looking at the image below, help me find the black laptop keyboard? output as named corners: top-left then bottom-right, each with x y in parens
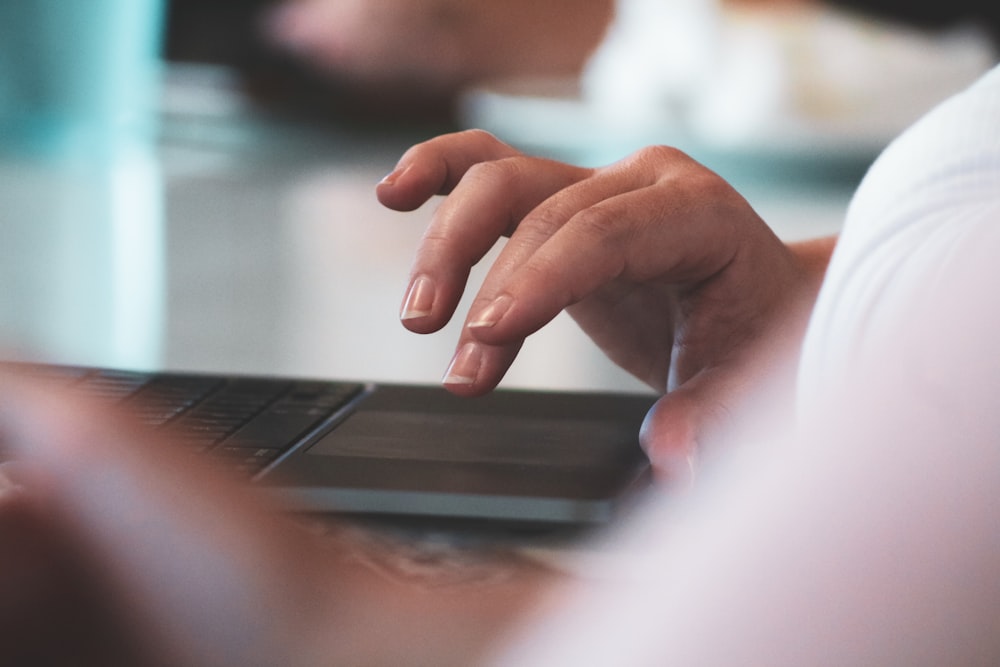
top-left (6, 364), bottom-right (363, 476)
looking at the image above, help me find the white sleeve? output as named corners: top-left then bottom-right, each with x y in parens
top-left (798, 64), bottom-right (1000, 414)
top-left (488, 66), bottom-right (1000, 667)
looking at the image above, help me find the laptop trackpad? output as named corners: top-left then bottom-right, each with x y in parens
top-left (307, 411), bottom-right (637, 468)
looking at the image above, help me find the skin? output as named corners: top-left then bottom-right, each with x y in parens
top-left (0, 376), bottom-right (553, 666)
top-left (5, 44), bottom-right (999, 666)
top-left (0, 130), bottom-right (837, 664)
top-left (377, 130), bottom-right (836, 479)
top-left (264, 0), bottom-right (819, 94)
top-left (265, 0), bottom-right (616, 93)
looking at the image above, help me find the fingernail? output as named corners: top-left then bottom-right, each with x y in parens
top-left (400, 275), bottom-right (435, 321)
top-left (468, 294), bottom-right (513, 330)
top-left (378, 165), bottom-right (408, 188)
top-left (442, 343), bottom-right (482, 386)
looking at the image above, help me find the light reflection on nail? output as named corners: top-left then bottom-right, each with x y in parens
top-left (400, 275), bottom-right (435, 321)
top-left (442, 343), bottom-right (482, 386)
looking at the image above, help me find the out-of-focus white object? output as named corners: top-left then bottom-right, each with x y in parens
top-left (0, 0), bottom-right (166, 369)
top-left (584, 0), bottom-right (996, 152)
top-left (582, 0), bottom-right (725, 129)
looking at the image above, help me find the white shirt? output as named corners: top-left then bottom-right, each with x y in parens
top-left (799, 63), bottom-right (1000, 416)
top-left (493, 65), bottom-right (1000, 667)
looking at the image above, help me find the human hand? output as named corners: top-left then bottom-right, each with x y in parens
top-left (378, 131), bottom-right (831, 478)
top-left (0, 372), bottom-right (547, 666)
top-left (264, 0), bottom-right (613, 92)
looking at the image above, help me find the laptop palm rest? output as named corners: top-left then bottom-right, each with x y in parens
top-left (261, 385), bottom-right (653, 526)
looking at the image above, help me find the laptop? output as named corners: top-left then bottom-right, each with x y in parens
top-left (2, 362), bottom-right (655, 534)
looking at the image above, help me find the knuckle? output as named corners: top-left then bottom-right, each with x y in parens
top-left (415, 128), bottom-right (494, 152)
top-left (636, 144), bottom-right (688, 163)
top-left (621, 144), bottom-right (691, 173)
top-left (401, 129), bottom-right (510, 173)
top-left (465, 153), bottom-right (537, 181)
top-left (602, 144), bottom-right (705, 188)
top-left (571, 203), bottom-right (626, 242)
top-left (459, 128), bottom-right (502, 147)
top-left (520, 202), bottom-right (570, 239)
top-left (464, 158), bottom-right (520, 189)
top-left (419, 227), bottom-right (453, 249)
top-left (461, 156), bottom-right (541, 215)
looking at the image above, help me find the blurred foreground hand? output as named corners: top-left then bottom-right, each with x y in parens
top-left (264, 0), bottom-right (614, 94)
top-left (0, 372), bottom-right (552, 667)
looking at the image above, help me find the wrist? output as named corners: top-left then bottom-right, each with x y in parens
top-left (789, 234), bottom-right (838, 297)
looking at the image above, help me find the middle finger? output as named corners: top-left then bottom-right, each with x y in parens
top-left (401, 154), bottom-right (590, 334)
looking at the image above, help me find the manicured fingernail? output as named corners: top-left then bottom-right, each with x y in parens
top-left (378, 165), bottom-right (408, 187)
top-left (468, 295), bottom-right (513, 330)
top-left (400, 275), bottom-right (435, 321)
top-left (442, 343), bottom-right (482, 386)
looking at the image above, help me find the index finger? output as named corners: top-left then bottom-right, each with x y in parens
top-left (401, 153), bottom-right (592, 335)
top-left (376, 129), bottom-right (523, 212)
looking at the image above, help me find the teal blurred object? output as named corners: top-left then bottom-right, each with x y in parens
top-left (0, 0), bottom-right (165, 157)
top-left (0, 0), bottom-right (167, 370)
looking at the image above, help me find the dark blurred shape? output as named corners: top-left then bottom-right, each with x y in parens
top-left (832, 0), bottom-right (1000, 46)
top-left (163, 0), bottom-right (458, 128)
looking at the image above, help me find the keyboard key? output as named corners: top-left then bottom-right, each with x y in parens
top-left (213, 446), bottom-right (284, 475)
top-left (8, 364), bottom-right (363, 475)
top-left (226, 410), bottom-right (331, 449)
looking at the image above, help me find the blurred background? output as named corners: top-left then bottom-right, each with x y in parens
top-left (0, 0), bottom-right (995, 392)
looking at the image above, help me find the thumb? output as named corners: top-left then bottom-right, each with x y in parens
top-left (641, 352), bottom-right (799, 490)
top-left (639, 368), bottom-right (750, 488)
